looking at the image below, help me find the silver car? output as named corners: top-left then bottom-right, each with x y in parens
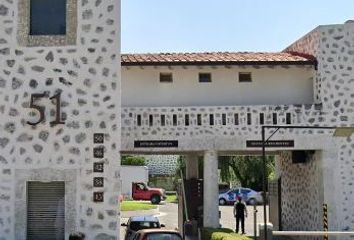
top-left (218, 187), bottom-right (263, 205)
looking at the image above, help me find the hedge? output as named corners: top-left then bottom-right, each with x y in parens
top-left (201, 228), bottom-right (252, 240)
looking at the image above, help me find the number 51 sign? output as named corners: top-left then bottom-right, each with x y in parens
top-left (27, 92), bottom-right (66, 126)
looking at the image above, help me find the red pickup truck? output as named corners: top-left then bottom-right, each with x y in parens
top-left (132, 182), bottom-right (166, 204)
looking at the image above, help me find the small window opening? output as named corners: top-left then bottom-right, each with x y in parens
top-left (161, 115), bottom-right (165, 126)
top-left (247, 113), bottom-right (252, 125)
top-left (209, 114), bottom-right (214, 126)
top-left (239, 72), bottom-right (252, 82)
top-left (286, 113), bottom-right (291, 125)
top-left (199, 73), bottom-right (212, 83)
top-left (173, 114), bottom-right (177, 126)
top-left (234, 113), bottom-right (239, 125)
top-left (137, 114), bottom-right (141, 126)
top-left (149, 115), bottom-right (153, 126)
top-left (160, 73), bottom-right (173, 83)
top-left (272, 113), bottom-right (278, 125)
top-left (222, 114), bottom-right (227, 125)
top-left (185, 114), bottom-right (189, 126)
top-left (259, 113), bottom-right (264, 125)
top-left (197, 114), bottom-right (202, 126)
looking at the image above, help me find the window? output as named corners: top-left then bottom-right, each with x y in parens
top-left (272, 113), bottom-right (278, 125)
top-left (247, 113), bottom-right (252, 125)
top-left (27, 181), bottom-right (65, 240)
top-left (160, 115), bottom-right (165, 126)
top-left (30, 0), bottom-right (67, 35)
top-left (209, 114), bottom-right (214, 126)
top-left (185, 114), bottom-right (189, 126)
top-left (197, 114), bottom-right (202, 126)
top-left (137, 115), bottom-right (142, 126)
top-left (199, 73), bottom-right (212, 83)
top-left (259, 113), bottom-right (264, 125)
top-left (239, 72), bottom-right (252, 82)
top-left (149, 115), bottom-right (153, 126)
top-left (172, 114), bottom-right (177, 126)
top-left (160, 73), bottom-right (173, 83)
top-left (234, 113), bottom-right (239, 125)
top-left (286, 113), bottom-right (292, 124)
top-left (222, 114), bottom-right (227, 125)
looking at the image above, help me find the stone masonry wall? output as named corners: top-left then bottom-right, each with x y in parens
top-left (144, 155), bottom-right (179, 176)
top-left (121, 103), bottom-right (324, 151)
top-left (0, 0), bottom-right (121, 239)
top-left (277, 151), bottom-right (322, 240)
top-left (285, 22), bottom-right (354, 235)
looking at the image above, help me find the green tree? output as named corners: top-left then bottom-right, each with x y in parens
top-left (121, 155), bottom-right (146, 166)
top-left (219, 156), bottom-right (275, 191)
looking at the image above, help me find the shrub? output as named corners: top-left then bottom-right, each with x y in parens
top-left (121, 155), bottom-right (145, 166)
top-left (201, 228), bottom-right (252, 240)
top-left (201, 228), bottom-right (233, 240)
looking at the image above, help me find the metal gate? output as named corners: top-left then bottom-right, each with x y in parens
top-left (27, 181), bottom-right (65, 240)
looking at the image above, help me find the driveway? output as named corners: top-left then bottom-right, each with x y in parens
top-left (120, 202), bottom-right (268, 238)
top-left (220, 205), bottom-right (268, 237)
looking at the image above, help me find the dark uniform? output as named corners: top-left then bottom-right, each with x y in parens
top-left (233, 197), bottom-right (247, 234)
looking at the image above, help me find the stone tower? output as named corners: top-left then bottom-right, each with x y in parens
top-left (0, 0), bottom-right (121, 239)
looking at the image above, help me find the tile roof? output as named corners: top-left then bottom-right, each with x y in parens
top-left (121, 52), bottom-right (316, 66)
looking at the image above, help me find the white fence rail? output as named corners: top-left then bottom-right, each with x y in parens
top-left (273, 231), bottom-right (354, 237)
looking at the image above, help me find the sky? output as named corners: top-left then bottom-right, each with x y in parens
top-left (121, 0), bottom-right (354, 53)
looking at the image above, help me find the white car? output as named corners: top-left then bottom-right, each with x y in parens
top-left (218, 187), bottom-right (263, 205)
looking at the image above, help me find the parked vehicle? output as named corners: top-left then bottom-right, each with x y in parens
top-left (218, 187), bottom-right (263, 205)
top-left (218, 183), bottom-right (230, 194)
top-left (132, 182), bottom-right (166, 204)
top-left (131, 229), bottom-right (183, 240)
top-left (121, 216), bottom-right (165, 240)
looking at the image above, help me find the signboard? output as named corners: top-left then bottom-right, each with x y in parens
top-left (246, 140), bottom-right (294, 148)
top-left (93, 177), bottom-right (104, 187)
top-left (93, 133), bottom-right (104, 144)
top-left (93, 162), bottom-right (104, 173)
top-left (93, 147), bottom-right (104, 158)
top-left (93, 192), bottom-right (104, 202)
top-left (134, 140), bottom-right (178, 148)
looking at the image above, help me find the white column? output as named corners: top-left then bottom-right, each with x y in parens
top-left (203, 150), bottom-right (219, 228)
top-left (186, 154), bottom-right (199, 179)
top-left (320, 148), bottom-right (339, 231)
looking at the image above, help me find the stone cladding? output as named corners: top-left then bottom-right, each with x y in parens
top-left (0, 0), bottom-right (121, 239)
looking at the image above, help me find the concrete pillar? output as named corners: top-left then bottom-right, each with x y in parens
top-left (320, 148), bottom-right (339, 231)
top-left (259, 223), bottom-right (273, 240)
top-left (186, 154), bottom-right (199, 179)
top-left (203, 150), bottom-right (219, 228)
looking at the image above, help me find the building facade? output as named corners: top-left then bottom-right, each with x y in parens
top-left (0, 0), bottom-right (121, 239)
top-left (1, 1), bottom-right (354, 238)
top-left (121, 22), bottom-right (354, 237)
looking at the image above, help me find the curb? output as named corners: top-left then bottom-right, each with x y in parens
top-left (121, 207), bottom-right (160, 218)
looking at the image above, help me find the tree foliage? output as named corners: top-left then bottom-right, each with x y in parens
top-left (121, 155), bottom-right (146, 166)
top-left (219, 156), bottom-right (275, 191)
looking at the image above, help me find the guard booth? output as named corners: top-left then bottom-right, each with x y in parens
top-left (177, 179), bottom-right (203, 237)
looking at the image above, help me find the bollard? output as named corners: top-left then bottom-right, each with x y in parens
top-left (254, 205), bottom-right (258, 240)
top-left (259, 223), bottom-right (273, 240)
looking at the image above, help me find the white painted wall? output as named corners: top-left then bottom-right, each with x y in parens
top-left (122, 65), bottom-right (314, 107)
top-left (120, 166), bottom-right (149, 197)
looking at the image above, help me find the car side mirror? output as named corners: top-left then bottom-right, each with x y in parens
top-left (160, 224), bottom-right (165, 227)
top-left (121, 223), bottom-right (127, 227)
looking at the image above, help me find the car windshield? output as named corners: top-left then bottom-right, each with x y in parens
top-left (130, 221), bottom-right (160, 231)
top-left (145, 233), bottom-right (182, 240)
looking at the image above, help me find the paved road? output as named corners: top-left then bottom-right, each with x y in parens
top-left (120, 202), bottom-right (268, 239)
top-left (220, 205), bottom-right (269, 237)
